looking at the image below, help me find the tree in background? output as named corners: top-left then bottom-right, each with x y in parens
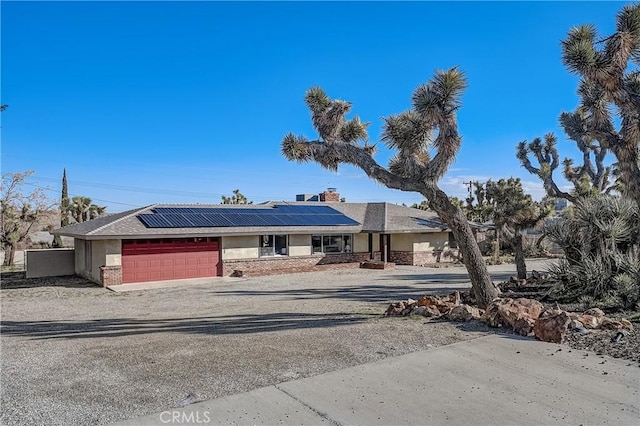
top-left (221, 189), bottom-right (253, 205)
top-left (485, 178), bottom-right (553, 278)
top-left (68, 196), bottom-right (106, 223)
top-left (281, 68), bottom-right (500, 308)
top-left (517, 4), bottom-right (640, 306)
top-left (52, 168), bottom-right (69, 248)
top-left (1, 171), bottom-right (50, 266)
top-left (517, 4), bottom-right (639, 203)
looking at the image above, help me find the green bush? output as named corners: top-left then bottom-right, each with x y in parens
top-left (546, 196), bottom-right (639, 307)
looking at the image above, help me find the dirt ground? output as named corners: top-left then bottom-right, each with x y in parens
top-left (1, 260), bottom-right (551, 425)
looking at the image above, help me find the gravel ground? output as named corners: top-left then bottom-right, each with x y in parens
top-left (1, 259), bottom-right (572, 425)
top-left (565, 327), bottom-right (640, 364)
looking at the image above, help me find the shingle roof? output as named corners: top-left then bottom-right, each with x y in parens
top-left (53, 202), bottom-right (449, 239)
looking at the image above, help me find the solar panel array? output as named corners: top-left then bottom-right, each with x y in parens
top-left (137, 205), bottom-right (360, 228)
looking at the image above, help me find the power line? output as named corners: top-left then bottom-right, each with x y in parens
top-left (22, 183), bottom-right (141, 207)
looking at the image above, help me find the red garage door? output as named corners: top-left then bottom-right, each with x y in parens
top-left (121, 238), bottom-right (221, 283)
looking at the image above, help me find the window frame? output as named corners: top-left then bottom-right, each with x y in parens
top-left (259, 234), bottom-right (289, 257)
top-left (311, 234), bottom-right (353, 254)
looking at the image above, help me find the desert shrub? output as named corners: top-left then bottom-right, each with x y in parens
top-left (546, 195), bottom-right (640, 307)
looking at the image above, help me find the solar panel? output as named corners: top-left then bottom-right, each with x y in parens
top-left (138, 214), bottom-right (173, 228)
top-left (138, 205), bottom-right (360, 228)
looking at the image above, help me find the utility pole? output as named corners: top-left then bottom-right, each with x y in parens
top-left (464, 181), bottom-right (474, 203)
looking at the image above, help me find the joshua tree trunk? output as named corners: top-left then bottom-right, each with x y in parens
top-left (513, 233), bottom-right (527, 280)
top-left (424, 184), bottom-right (500, 306)
top-left (492, 231), bottom-right (501, 265)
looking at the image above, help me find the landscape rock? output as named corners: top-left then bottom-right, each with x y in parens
top-left (584, 307), bottom-right (605, 318)
top-left (411, 306), bottom-right (427, 316)
top-left (534, 308), bottom-right (571, 343)
top-left (568, 313), bottom-right (601, 329)
top-left (447, 305), bottom-right (481, 322)
top-left (569, 319), bottom-right (584, 330)
top-left (384, 301), bottom-right (406, 317)
top-left (600, 318), bottom-right (624, 330)
top-left (421, 305), bottom-right (442, 318)
top-left (481, 298), bottom-right (543, 335)
top-left (620, 319), bottom-right (634, 331)
top-left (444, 291), bottom-right (461, 306)
top-left (417, 296), bottom-right (440, 307)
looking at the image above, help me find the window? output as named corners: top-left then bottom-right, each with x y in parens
top-left (312, 234), bottom-right (353, 254)
top-left (259, 235), bottom-right (288, 257)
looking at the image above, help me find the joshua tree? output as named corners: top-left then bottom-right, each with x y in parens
top-left (281, 68), bottom-right (500, 307)
top-left (221, 189), bottom-right (253, 205)
top-left (518, 4), bottom-right (640, 204)
top-left (485, 178), bottom-right (553, 279)
top-left (68, 196), bottom-right (106, 223)
top-left (88, 204), bottom-right (107, 220)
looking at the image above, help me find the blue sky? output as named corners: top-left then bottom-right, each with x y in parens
top-left (1, 1), bottom-right (626, 212)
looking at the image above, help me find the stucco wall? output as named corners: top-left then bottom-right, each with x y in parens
top-left (413, 232), bottom-right (449, 252)
top-left (353, 233), bottom-right (370, 253)
top-left (74, 239), bottom-right (87, 278)
top-left (90, 240), bottom-right (121, 283)
top-left (222, 236), bottom-right (259, 260)
top-left (390, 233), bottom-right (413, 251)
top-left (289, 234), bottom-right (311, 256)
top-left (26, 249), bottom-right (75, 278)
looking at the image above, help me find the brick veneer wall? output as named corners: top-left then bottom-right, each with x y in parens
top-left (390, 250), bottom-right (459, 266)
top-left (100, 265), bottom-right (122, 286)
top-left (319, 191), bottom-right (340, 202)
top-left (223, 252), bottom-right (378, 277)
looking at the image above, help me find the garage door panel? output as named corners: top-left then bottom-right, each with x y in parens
top-left (122, 239), bottom-right (221, 283)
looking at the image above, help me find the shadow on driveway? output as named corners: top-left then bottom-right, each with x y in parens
top-left (0, 312), bottom-right (375, 340)
top-left (211, 284), bottom-right (465, 303)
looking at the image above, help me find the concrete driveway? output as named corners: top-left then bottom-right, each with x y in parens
top-left (116, 334), bottom-right (640, 426)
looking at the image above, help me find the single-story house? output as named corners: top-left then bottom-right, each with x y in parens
top-left (53, 202), bottom-right (459, 286)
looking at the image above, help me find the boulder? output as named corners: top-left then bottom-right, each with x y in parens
top-left (584, 307), bottom-right (605, 318)
top-left (401, 299), bottom-right (417, 316)
top-left (497, 298), bottom-right (544, 329)
top-left (600, 318), bottom-right (624, 330)
top-left (620, 319), bottom-right (634, 331)
top-left (444, 291), bottom-right (461, 306)
top-left (384, 301), bottom-right (406, 316)
top-left (534, 308), bottom-right (571, 343)
top-left (568, 313), bottom-right (600, 329)
top-left (481, 298), bottom-right (543, 333)
top-left (422, 305), bottom-right (442, 318)
top-left (481, 299), bottom-right (506, 327)
top-left (568, 319), bottom-right (584, 330)
top-left (411, 306), bottom-right (428, 316)
top-left (447, 305), bottom-right (482, 322)
top-left (417, 296), bottom-right (440, 307)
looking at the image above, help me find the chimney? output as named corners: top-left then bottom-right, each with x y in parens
top-left (319, 188), bottom-right (339, 202)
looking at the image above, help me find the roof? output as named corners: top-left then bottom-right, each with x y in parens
top-left (53, 202), bottom-right (449, 239)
